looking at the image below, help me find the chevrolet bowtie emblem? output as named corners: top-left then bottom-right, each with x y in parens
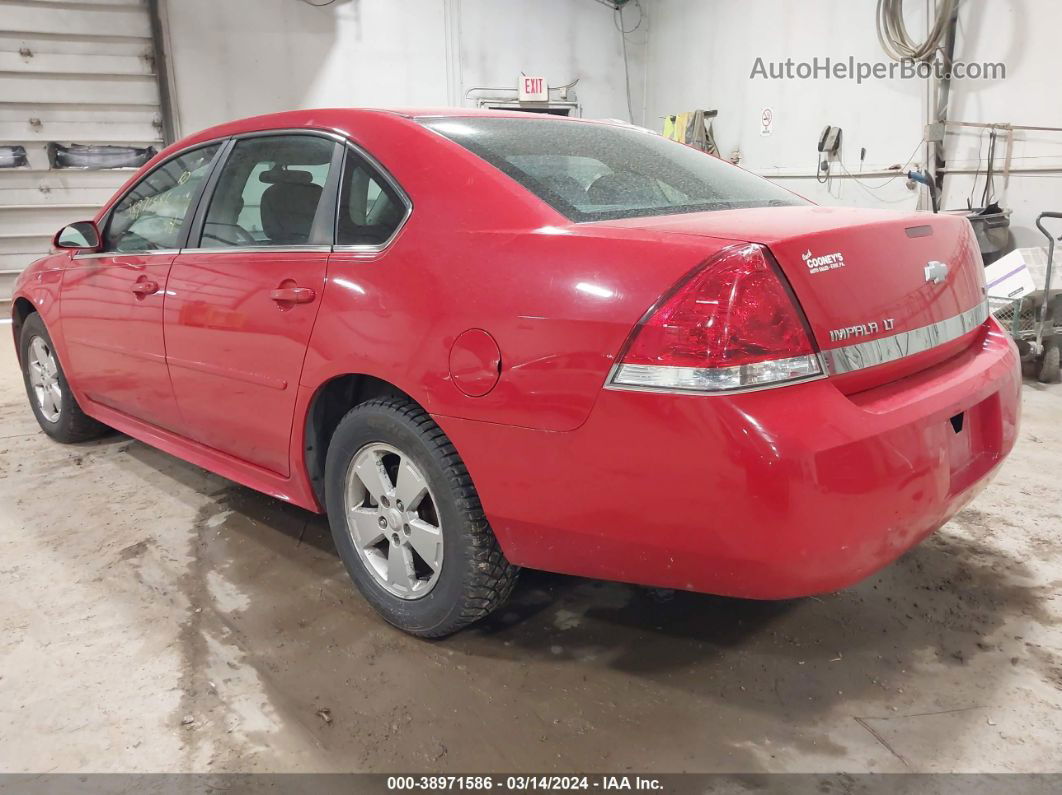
top-left (924, 260), bottom-right (948, 284)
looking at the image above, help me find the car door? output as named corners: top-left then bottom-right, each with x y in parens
top-left (163, 132), bottom-right (339, 475)
top-left (59, 143), bottom-right (223, 430)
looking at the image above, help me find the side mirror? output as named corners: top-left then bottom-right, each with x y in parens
top-left (54, 220), bottom-right (101, 251)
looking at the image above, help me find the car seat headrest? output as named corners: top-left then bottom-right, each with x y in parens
top-left (260, 168), bottom-right (313, 185)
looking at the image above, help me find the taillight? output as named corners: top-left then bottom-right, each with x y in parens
top-left (609, 243), bottom-right (822, 393)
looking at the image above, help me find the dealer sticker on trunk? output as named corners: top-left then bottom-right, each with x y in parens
top-left (803, 248), bottom-right (846, 274)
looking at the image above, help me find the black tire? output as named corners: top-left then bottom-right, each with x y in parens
top-left (1037, 341), bottom-right (1061, 384)
top-left (19, 312), bottom-right (108, 443)
top-left (324, 397), bottom-right (518, 637)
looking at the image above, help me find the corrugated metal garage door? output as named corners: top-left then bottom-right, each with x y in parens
top-left (0, 0), bottom-right (164, 303)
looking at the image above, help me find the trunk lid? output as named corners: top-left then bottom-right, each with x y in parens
top-left (596, 206), bottom-right (987, 391)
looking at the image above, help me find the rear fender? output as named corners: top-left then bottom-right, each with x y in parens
top-left (308, 226), bottom-right (731, 433)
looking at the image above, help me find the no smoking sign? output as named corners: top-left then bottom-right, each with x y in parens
top-left (760, 107), bottom-right (774, 136)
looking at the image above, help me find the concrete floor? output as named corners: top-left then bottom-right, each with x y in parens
top-left (0, 338), bottom-right (1060, 774)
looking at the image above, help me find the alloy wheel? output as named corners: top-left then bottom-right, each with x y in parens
top-left (27, 336), bottom-right (61, 423)
top-left (343, 442), bottom-right (444, 599)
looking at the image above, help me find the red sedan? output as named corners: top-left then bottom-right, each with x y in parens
top-left (11, 109), bottom-right (1020, 636)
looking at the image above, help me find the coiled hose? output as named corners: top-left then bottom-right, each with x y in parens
top-left (876, 0), bottom-right (957, 62)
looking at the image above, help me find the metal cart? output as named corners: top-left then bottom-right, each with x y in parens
top-left (990, 212), bottom-right (1062, 383)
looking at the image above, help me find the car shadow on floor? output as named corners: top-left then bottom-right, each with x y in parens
top-left (120, 435), bottom-right (1051, 676)
top-left (111, 438), bottom-right (1055, 769)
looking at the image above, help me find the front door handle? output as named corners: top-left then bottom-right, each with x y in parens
top-left (270, 286), bottom-right (316, 304)
top-left (131, 280), bottom-right (159, 296)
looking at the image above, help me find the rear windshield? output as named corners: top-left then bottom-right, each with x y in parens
top-left (421, 117), bottom-right (806, 222)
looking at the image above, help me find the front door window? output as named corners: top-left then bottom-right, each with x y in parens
top-left (105, 144), bottom-right (221, 253)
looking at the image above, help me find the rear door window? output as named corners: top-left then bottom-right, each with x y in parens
top-left (335, 149), bottom-right (409, 247)
top-left (199, 134), bottom-right (336, 248)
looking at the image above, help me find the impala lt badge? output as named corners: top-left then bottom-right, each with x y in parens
top-left (924, 260), bottom-right (949, 284)
top-left (829, 317), bottom-right (896, 343)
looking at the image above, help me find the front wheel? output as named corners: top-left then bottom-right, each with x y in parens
top-left (19, 312), bottom-right (108, 443)
top-left (324, 397), bottom-right (518, 637)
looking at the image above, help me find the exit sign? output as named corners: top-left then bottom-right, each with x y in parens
top-left (518, 74), bottom-right (548, 102)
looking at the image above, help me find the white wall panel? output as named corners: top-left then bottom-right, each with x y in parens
top-left (161, 0), bottom-right (646, 135)
top-left (0, 49), bottom-right (155, 75)
top-left (938, 0), bottom-right (1062, 246)
top-left (0, 182), bottom-right (124, 206)
top-left (2, 204), bottom-right (101, 236)
top-left (0, 106), bottom-right (162, 144)
top-left (0, 0), bottom-right (163, 301)
top-left (456, 0), bottom-right (646, 122)
top-left (646, 0), bottom-right (926, 186)
top-left (3, 3), bottom-right (151, 38)
top-left (645, 0), bottom-right (1062, 247)
top-left (0, 30), bottom-right (152, 57)
top-left (0, 233), bottom-right (52, 257)
top-left (0, 73), bottom-right (160, 105)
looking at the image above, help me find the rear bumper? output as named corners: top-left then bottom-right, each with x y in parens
top-left (437, 319), bottom-right (1022, 598)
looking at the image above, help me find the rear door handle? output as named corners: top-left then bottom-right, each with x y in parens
top-left (270, 286), bottom-right (316, 304)
top-left (131, 280), bottom-right (159, 295)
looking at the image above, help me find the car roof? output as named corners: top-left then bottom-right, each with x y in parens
top-left (174, 107), bottom-right (613, 149)
top-left (382, 107), bottom-right (580, 120)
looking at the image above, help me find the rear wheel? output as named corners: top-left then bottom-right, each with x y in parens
top-left (1037, 340), bottom-right (1060, 383)
top-left (19, 312), bottom-right (108, 443)
top-left (324, 397), bottom-right (518, 637)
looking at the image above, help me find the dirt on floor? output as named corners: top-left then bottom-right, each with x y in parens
top-left (0, 339), bottom-right (1060, 774)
